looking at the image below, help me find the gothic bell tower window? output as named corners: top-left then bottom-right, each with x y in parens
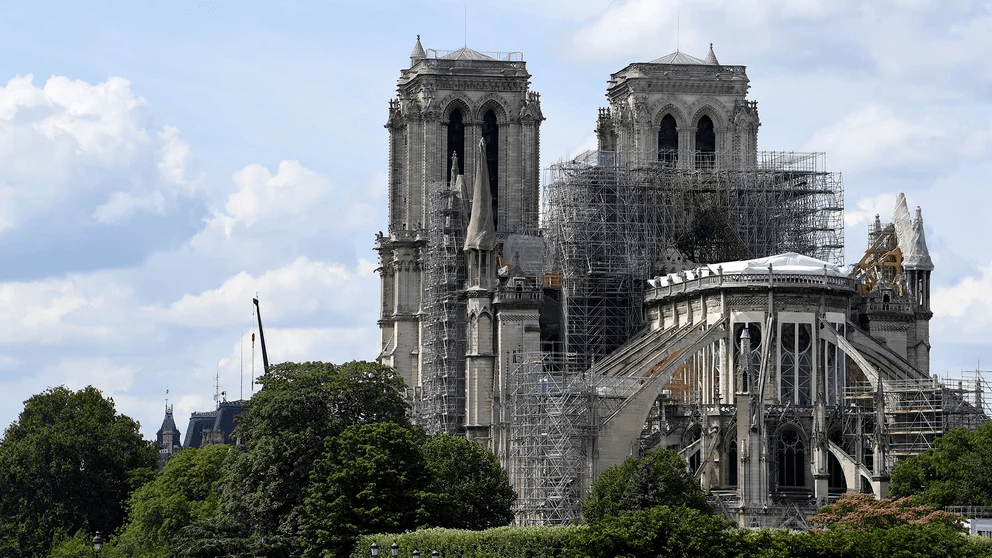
top-left (658, 114), bottom-right (678, 167)
top-left (695, 115), bottom-right (715, 169)
top-left (446, 109), bottom-right (465, 183)
top-left (482, 110), bottom-right (499, 229)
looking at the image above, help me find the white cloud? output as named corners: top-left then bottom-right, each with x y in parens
top-left (0, 74), bottom-right (200, 231)
top-left (93, 190), bottom-right (168, 223)
top-left (157, 124), bottom-right (198, 190)
top-left (563, 0), bottom-right (678, 61)
top-left (932, 263), bottom-right (992, 343)
top-left (46, 356), bottom-right (137, 394)
top-left (846, 193), bottom-right (898, 228)
top-left (159, 256), bottom-right (368, 327)
top-left (803, 105), bottom-right (940, 173)
top-left (35, 75), bottom-right (149, 161)
top-left (0, 74), bottom-right (45, 119)
top-left (224, 160), bottom-right (329, 235)
top-left (0, 276), bottom-right (105, 344)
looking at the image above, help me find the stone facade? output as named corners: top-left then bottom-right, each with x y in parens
top-left (374, 40), bottom-right (979, 527)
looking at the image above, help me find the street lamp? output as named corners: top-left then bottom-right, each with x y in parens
top-left (413, 550), bottom-right (420, 558)
top-left (432, 551), bottom-right (439, 558)
top-left (391, 541), bottom-right (399, 557)
top-left (371, 542), bottom-right (379, 557)
top-left (91, 532), bottom-right (104, 555)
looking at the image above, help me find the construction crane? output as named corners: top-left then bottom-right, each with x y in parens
top-left (253, 297), bottom-right (270, 373)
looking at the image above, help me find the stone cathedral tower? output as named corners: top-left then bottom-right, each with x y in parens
top-left (376, 36), bottom-right (543, 429)
top-left (596, 45), bottom-right (759, 170)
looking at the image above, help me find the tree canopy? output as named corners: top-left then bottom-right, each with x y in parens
top-left (582, 446), bottom-right (709, 523)
top-left (299, 422), bottom-right (432, 558)
top-left (115, 444), bottom-right (232, 557)
top-left (890, 421), bottom-right (992, 508)
top-left (217, 361), bottom-right (410, 553)
top-left (422, 433), bottom-right (516, 530)
top-left (0, 386), bottom-right (156, 558)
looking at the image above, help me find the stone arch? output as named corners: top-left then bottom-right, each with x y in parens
top-left (650, 101), bottom-right (689, 130)
top-left (439, 96), bottom-right (473, 122)
top-left (475, 94), bottom-right (511, 123)
top-left (687, 98), bottom-right (729, 130)
top-left (441, 98), bottom-right (471, 180)
top-left (775, 424), bottom-right (808, 489)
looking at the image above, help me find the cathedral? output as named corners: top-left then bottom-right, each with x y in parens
top-left (375, 38), bottom-right (989, 528)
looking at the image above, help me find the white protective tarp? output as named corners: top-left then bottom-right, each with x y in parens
top-left (649, 252), bottom-right (848, 287)
top-left (892, 193), bottom-right (934, 270)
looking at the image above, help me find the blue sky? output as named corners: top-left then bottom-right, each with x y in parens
top-left (2, 0), bottom-right (991, 439)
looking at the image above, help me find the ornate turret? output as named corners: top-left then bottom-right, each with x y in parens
top-left (852, 193), bottom-right (933, 374)
top-left (410, 34), bottom-right (426, 66)
top-left (156, 401), bottom-right (181, 467)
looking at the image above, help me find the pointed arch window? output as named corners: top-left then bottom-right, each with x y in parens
top-left (446, 109), bottom-right (465, 184)
top-left (695, 115), bottom-right (715, 169)
top-left (658, 114), bottom-right (678, 167)
top-left (728, 440), bottom-right (738, 486)
top-left (777, 428), bottom-right (806, 488)
top-left (482, 110), bottom-right (499, 229)
top-left (780, 322), bottom-right (813, 405)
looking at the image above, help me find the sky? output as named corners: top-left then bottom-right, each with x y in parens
top-left (1, 0), bottom-right (991, 440)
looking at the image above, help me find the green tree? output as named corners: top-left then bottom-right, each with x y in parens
top-left (581, 446), bottom-right (709, 523)
top-left (113, 444), bottom-right (231, 557)
top-left (570, 506), bottom-right (734, 558)
top-left (0, 386), bottom-right (157, 558)
top-left (298, 422), bottom-right (431, 558)
top-left (890, 422), bottom-right (992, 508)
top-left (422, 433), bottom-right (516, 530)
top-left (218, 361), bottom-right (409, 554)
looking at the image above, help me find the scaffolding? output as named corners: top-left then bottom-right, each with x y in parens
top-left (843, 373), bottom-right (991, 461)
top-left (543, 150), bottom-right (844, 367)
top-left (507, 352), bottom-right (594, 525)
top-left (418, 182), bottom-right (468, 435)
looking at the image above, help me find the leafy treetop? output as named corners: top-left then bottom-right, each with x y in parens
top-left (582, 446), bottom-right (709, 523)
top-left (890, 421), bottom-right (992, 508)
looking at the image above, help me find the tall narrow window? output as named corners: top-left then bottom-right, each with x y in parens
top-left (695, 115), bottom-right (715, 169)
top-left (824, 322), bottom-right (845, 406)
top-left (446, 109), bottom-right (465, 184)
top-left (658, 114), bottom-right (678, 167)
top-left (781, 322), bottom-right (813, 404)
top-left (482, 110), bottom-right (499, 229)
top-left (777, 428), bottom-right (806, 488)
top-left (728, 441), bottom-right (738, 486)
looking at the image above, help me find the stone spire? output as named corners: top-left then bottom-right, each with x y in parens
top-left (705, 43), bottom-right (719, 65)
top-left (908, 206), bottom-right (935, 270)
top-left (464, 138), bottom-right (496, 251)
top-left (410, 34), bottom-right (426, 66)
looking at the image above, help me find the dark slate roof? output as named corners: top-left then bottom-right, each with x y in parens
top-left (183, 411), bottom-right (217, 449)
top-left (212, 400), bottom-right (248, 444)
top-left (156, 406), bottom-right (181, 447)
top-left (182, 400), bottom-right (248, 448)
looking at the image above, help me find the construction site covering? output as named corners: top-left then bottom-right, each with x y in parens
top-left (842, 370), bottom-right (991, 462)
top-left (543, 150), bottom-right (844, 367)
top-left (418, 182), bottom-right (468, 435)
top-left (506, 352), bottom-right (593, 525)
